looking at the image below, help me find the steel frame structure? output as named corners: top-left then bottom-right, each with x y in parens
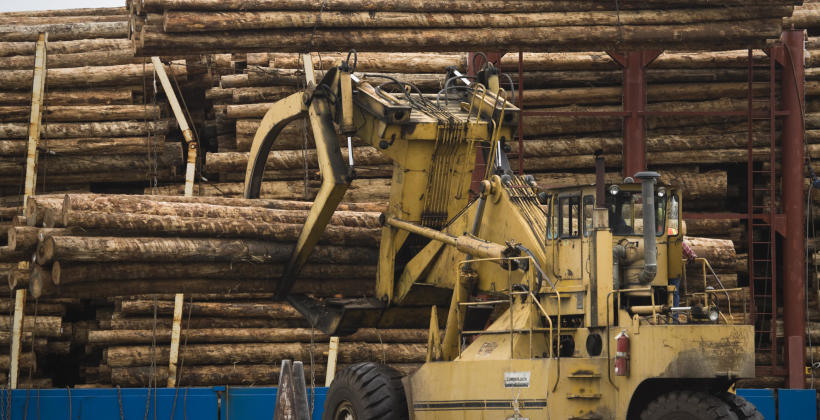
top-left (469, 29), bottom-right (806, 387)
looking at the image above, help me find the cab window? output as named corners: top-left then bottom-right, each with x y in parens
top-left (606, 188), bottom-right (666, 236)
top-left (583, 195), bottom-right (594, 237)
top-left (558, 195), bottom-right (581, 238)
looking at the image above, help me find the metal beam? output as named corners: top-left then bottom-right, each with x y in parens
top-left (779, 29), bottom-right (807, 389)
top-left (167, 293), bottom-right (184, 388)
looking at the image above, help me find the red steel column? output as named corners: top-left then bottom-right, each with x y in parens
top-left (608, 50), bottom-right (662, 179)
top-left (780, 29), bottom-right (806, 389)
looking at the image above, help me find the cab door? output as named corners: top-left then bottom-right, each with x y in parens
top-left (553, 193), bottom-right (583, 280)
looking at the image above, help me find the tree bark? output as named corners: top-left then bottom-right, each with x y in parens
top-left (0, 150), bottom-right (182, 176)
top-left (29, 264), bottom-right (56, 299)
top-left (204, 148), bottom-right (388, 172)
top-left (62, 193), bottom-right (386, 212)
top-left (266, 52), bottom-right (464, 73)
top-left (37, 236), bottom-right (378, 265)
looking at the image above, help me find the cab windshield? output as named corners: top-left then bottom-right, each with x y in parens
top-left (606, 188), bottom-right (666, 236)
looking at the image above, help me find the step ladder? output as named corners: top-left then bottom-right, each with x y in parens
top-left (746, 48), bottom-right (781, 376)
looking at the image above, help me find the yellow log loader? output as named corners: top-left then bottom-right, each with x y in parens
top-left (243, 52), bottom-right (760, 420)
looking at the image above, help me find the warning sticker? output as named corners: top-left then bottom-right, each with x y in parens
top-left (503, 371), bottom-right (531, 388)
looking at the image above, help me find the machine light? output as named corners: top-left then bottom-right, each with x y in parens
top-left (609, 185), bottom-right (620, 196)
top-left (657, 186), bottom-right (666, 197)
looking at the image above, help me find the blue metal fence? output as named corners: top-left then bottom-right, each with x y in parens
top-left (0, 387), bottom-right (328, 420)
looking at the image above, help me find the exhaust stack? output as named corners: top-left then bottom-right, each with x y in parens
top-left (635, 171), bottom-right (660, 284)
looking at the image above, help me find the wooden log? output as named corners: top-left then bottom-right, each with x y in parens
top-left (58, 211), bottom-right (380, 245)
top-left (162, 7), bottom-right (790, 32)
top-left (62, 193), bottom-right (385, 212)
top-left (8, 268), bottom-right (30, 290)
top-left (204, 148), bottom-right (388, 172)
top-left (266, 52), bottom-right (464, 73)
top-left (53, 261), bottom-right (374, 285)
top-left (89, 327), bottom-right (426, 345)
top-left (0, 315), bottom-right (62, 337)
top-left (62, 195), bottom-right (380, 227)
top-left (0, 352), bottom-right (35, 370)
top-left (0, 121), bottom-right (171, 139)
top-left (37, 236), bottom-right (378, 265)
top-left (45, 277), bottom-right (374, 298)
top-left (0, 300), bottom-right (64, 316)
top-left (118, 300), bottom-right (302, 318)
top-left (0, 63), bottom-right (186, 90)
top-left (8, 227), bottom-right (67, 252)
top-left (0, 150), bottom-right (182, 176)
top-left (142, 0), bottom-right (794, 13)
top-left (0, 38), bottom-right (131, 57)
top-left (29, 265), bottom-right (56, 299)
top-left (105, 317), bottom-right (308, 330)
top-left (0, 15), bottom-right (127, 25)
top-left (684, 236), bottom-right (738, 271)
top-left (0, 137), bottom-right (166, 157)
top-left (0, 105), bottom-right (160, 123)
top-left (0, 7), bottom-right (126, 17)
top-left (136, 20), bottom-right (781, 55)
top-left (0, 89), bottom-right (135, 106)
top-left (105, 342), bottom-right (426, 367)
top-left (148, 178), bottom-right (391, 202)
top-left (0, 22), bottom-right (128, 42)
top-left (0, 50), bottom-right (143, 70)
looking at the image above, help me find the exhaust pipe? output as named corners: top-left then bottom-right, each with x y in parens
top-left (635, 171), bottom-right (660, 284)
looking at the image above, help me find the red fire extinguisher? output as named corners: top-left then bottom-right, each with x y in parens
top-left (614, 330), bottom-right (630, 376)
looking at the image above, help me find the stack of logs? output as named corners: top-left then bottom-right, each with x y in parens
top-left (84, 296), bottom-right (426, 386)
top-left (0, 7), bottom-right (191, 233)
top-left (128, 0), bottom-right (799, 55)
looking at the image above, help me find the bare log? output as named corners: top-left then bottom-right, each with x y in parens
top-left (88, 327), bottom-right (426, 345)
top-left (37, 236), bottom-right (378, 265)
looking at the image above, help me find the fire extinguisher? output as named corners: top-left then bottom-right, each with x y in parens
top-left (614, 330), bottom-right (630, 376)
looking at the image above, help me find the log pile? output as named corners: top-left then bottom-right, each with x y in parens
top-left (10, 194), bottom-right (380, 298)
top-left (128, 1), bottom-right (800, 56)
top-left (0, 8), bottom-right (192, 209)
top-left (83, 296), bottom-right (426, 386)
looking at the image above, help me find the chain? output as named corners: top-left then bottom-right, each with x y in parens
top-left (66, 387), bottom-right (71, 420)
top-left (614, 0), bottom-right (623, 47)
top-left (144, 297), bottom-right (158, 420)
top-left (309, 326), bottom-right (316, 415)
top-left (306, 0), bottom-right (327, 52)
top-left (117, 386), bottom-right (125, 420)
top-left (27, 300), bottom-right (38, 386)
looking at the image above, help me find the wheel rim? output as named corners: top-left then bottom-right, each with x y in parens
top-left (333, 401), bottom-right (355, 420)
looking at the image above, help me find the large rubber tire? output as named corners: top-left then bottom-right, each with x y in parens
top-left (719, 392), bottom-right (764, 420)
top-left (640, 391), bottom-right (739, 420)
top-left (322, 362), bottom-right (408, 420)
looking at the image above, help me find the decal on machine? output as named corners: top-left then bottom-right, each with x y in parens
top-left (503, 371), bottom-right (531, 388)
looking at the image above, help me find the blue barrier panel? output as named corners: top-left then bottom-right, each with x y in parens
top-left (737, 389), bottom-right (776, 420)
top-left (219, 386), bottom-right (328, 420)
top-left (778, 389), bottom-right (817, 420)
top-left (0, 387), bottom-right (217, 420)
